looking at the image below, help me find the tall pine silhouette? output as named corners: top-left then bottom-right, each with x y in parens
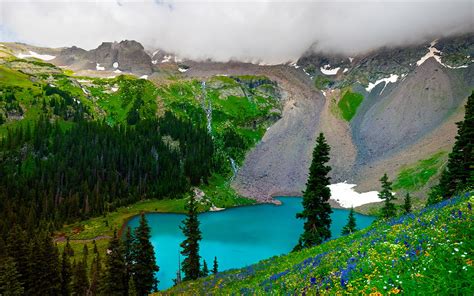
top-left (341, 207), bottom-right (357, 235)
top-left (102, 230), bottom-right (127, 295)
top-left (132, 214), bottom-right (159, 295)
top-left (295, 133), bottom-right (332, 251)
top-left (180, 195), bottom-right (202, 280)
top-left (379, 174), bottom-right (396, 218)
top-left (429, 91), bottom-right (474, 204)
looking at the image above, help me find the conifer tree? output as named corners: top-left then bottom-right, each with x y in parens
top-left (294, 133), bottom-right (332, 251)
top-left (128, 276), bottom-right (137, 296)
top-left (341, 207), bottom-right (357, 235)
top-left (89, 253), bottom-right (102, 296)
top-left (0, 256), bottom-right (24, 296)
top-left (61, 249), bottom-right (72, 296)
top-left (72, 260), bottom-right (89, 296)
top-left (180, 195), bottom-right (202, 281)
top-left (379, 174), bottom-right (397, 218)
top-left (429, 91), bottom-right (474, 204)
top-left (123, 226), bottom-right (134, 283)
top-left (102, 230), bottom-right (127, 295)
top-left (212, 257), bottom-right (218, 274)
top-left (201, 260), bottom-right (209, 277)
top-left (5, 226), bottom-right (30, 292)
top-left (132, 214), bottom-right (159, 295)
top-left (403, 193), bottom-right (412, 214)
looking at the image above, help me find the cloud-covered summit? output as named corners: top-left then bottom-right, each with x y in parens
top-left (1, 0), bottom-right (472, 64)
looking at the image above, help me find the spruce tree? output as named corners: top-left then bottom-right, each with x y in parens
top-left (429, 91), bottom-right (474, 203)
top-left (89, 253), bottom-right (102, 296)
top-left (212, 257), bottom-right (218, 274)
top-left (0, 256), bottom-right (24, 296)
top-left (72, 260), bottom-right (89, 296)
top-left (341, 207), bottom-right (357, 235)
top-left (403, 193), bottom-right (412, 214)
top-left (61, 249), bottom-right (72, 296)
top-left (295, 133), bottom-right (332, 251)
top-left (123, 226), bottom-right (134, 283)
top-left (201, 260), bottom-right (209, 277)
top-left (132, 214), bottom-right (159, 295)
top-left (101, 230), bottom-right (127, 295)
top-left (128, 276), bottom-right (137, 296)
top-left (180, 195), bottom-right (202, 281)
top-left (379, 174), bottom-right (397, 218)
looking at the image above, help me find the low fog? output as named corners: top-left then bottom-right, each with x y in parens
top-left (1, 0), bottom-right (473, 64)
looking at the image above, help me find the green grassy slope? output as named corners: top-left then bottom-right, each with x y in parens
top-left (164, 192), bottom-right (473, 295)
top-left (338, 90), bottom-right (364, 121)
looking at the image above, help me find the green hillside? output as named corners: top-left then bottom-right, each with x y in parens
top-left (164, 192), bottom-right (473, 295)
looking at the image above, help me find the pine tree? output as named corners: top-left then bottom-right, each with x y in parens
top-left (72, 260), bottom-right (89, 296)
top-left (429, 91), bottom-right (474, 204)
top-left (65, 237), bottom-right (75, 257)
top-left (61, 249), bottom-right (72, 296)
top-left (403, 193), bottom-right (412, 214)
top-left (132, 214), bottom-right (159, 295)
top-left (212, 257), bottom-right (218, 274)
top-left (341, 207), bottom-right (357, 235)
top-left (101, 230), bottom-right (127, 296)
top-left (128, 276), bottom-right (137, 296)
top-left (379, 174), bottom-right (397, 218)
top-left (123, 226), bottom-right (134, 283)
top-left (0, 256), bottom-right (24, 296)
top-left (89, 253), bottom-right (102, 296)
top-left (180, 195), bottom-right (202, 281)
top-left (294, 133), bottom-right (332, 251)
top-left (201, 260), bottom-right (209, 277)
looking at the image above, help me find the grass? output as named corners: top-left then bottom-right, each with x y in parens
top-left (393, 152), bottom-right (447, 191)
top-left (57, 199), bottom-right (188, 240)
top-left (164, 192), bottom-right (474, 295)
top-left (337, 90), bottom-right (364, 121)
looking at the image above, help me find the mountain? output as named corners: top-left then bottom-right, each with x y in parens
top-left (1, 33), bottom-right (473, 210)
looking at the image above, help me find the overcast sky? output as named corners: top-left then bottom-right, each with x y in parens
top-left (0, 0), bottom-right (473, 64)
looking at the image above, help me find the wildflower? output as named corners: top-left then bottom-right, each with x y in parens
top-left (310, 277), bottom-right (316, 285)
top-left (391, 288), bottom-right (401, 294)
top-left (468, 202), bottom-right (472, 211)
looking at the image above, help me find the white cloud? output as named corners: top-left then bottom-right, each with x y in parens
top-left (1, 0), bottom-right (473, 64)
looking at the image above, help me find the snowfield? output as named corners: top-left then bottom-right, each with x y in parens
top-left (320, 64), bottom-right (340, 75)
top-left (328, 182), bottom-right (383, 208)
top-left (416, 40), bottom-right (469, 69)
top-left (17, 51), bottom-right (55, 61)
top-left (365, 74), bottom-right (399, 93)
top-left (96, 63), bottom-right (105, 71)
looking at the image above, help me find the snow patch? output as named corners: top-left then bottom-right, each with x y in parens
top-left (320, 64), bottom-right (340, 75)
top-left (96, 63), bottom-right (105, 71)
top-left (17, 50), bottom-right (56, 61)
top-left (416, 40), bottom-right (470, 69)
top-left (111, 87), bottom-right (119, 92)
top-left (161, 55), bottom-right (172, 63)
top-left (289, 61), bottom-right (300, 69)
top-left (178, 67), bottom-right (188, 73)
top-left (329, 182), bottom-right (383, 208)
top-left (343, 68), bottom-right (349, 73)
top-left (113, 62), bottom-right (119, 69)
top-left (348, 57), bottom-right (354, 63)
top-left (114, 69), bottom-right (122, 74)
top-left (152, 50), bottom-right (160, 57)
top-left (152, 60), bottom-right (158, 65)
top-left (139, 75), bottom-right (148, 79)
top-left (365, 74), bottom-right (399, 93)
top-left (209, 204), bottom-right (225, 212)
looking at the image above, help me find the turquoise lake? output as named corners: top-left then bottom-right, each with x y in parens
top-left (125, 197), bottom-right (375, 290)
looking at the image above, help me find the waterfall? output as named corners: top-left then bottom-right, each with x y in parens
top-left (229, 157), bottom-right (238, 180)
top-left (201, 81), bottom-right (213, 136)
